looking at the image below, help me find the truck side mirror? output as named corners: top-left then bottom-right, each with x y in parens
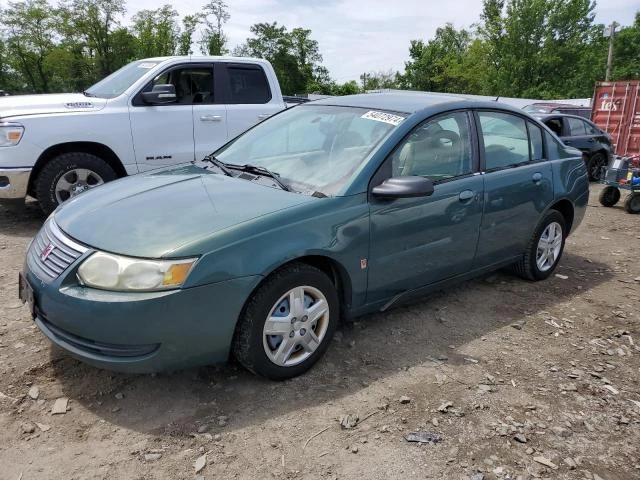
top-left (141, 84), bottom-right (177, 105)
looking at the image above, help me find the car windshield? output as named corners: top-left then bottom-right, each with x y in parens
top-left (84, 60), bottom-right (160, 99)
top-left (215, 105), bottom-right (404, 196)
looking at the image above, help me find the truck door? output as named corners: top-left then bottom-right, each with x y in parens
top-left (219, 63), bottom-right (285, 141)
top-left (129, 64), bottom-right (218, 171)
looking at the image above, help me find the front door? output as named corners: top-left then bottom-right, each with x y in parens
top-left (130, 64), bottom-right (217, 171)
top-left (474, 110), bottom-right (554, 266)
top-left (368, 111), bottom-right (484, 303)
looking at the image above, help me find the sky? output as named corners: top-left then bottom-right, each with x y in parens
top-left (126, 0), bottom-right (638, 83)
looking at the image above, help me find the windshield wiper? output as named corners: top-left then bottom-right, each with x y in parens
top-left (231, 164), bottom-right (291, 192)
top-left (202, 154), bottom-right (234, 176)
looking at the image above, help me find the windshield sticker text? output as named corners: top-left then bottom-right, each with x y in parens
top-left (361, 111), bottom-right (405, 126)
top-left (138, 62), bottom-right (158, 69)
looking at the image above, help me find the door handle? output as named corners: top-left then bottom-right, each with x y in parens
top-left (200, 115), bottom-right (223, 122)
top-left (257, 113), bottom-right (272, 119)
top-left (587, 138), bottom-right (595, 143)
top-left (458, 190), bottom-right (475, 202)
top-left (532, 172), bottom-right (543, 183)
top-left (564, 140), bottom-right (572, 144)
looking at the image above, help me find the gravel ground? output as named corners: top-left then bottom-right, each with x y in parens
top-left (1, 184), bottom-right (639, 480)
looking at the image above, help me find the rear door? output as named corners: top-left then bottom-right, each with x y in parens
top-left (474, 111), bottom-right (554, 267)
top-left (561, 116), bottom-right (596, 153)
top-left (219, 63), bottom-right (284, 140)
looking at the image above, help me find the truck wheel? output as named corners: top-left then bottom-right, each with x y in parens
top-left (35, 152), bottom-right (117, 215)
top-left (587, 152), bottom-right (606, 181)
top-left (599, 186), bottom-right (620, 207)
top-left (624, 193), bottom-right (640, 214)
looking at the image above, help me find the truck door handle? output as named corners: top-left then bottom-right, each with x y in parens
top-left (257, 113), bottom-right (272, 119)
top-left (458, 190), bottom-right (475, 202)
top-left (200, 115), bottom-right (222, 122)
top-left (564, 140), bottom-right (572, 145)
top-left (532, 172), bottom-right (543, 183)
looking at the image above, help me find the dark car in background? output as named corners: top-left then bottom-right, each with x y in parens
top-left (533, 113), bottom-right (613, 181)
top-left (523, 102), bottom-right (591, 119)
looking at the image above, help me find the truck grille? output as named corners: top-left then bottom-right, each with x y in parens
top-left (28, 220), bottom-right (87, 279)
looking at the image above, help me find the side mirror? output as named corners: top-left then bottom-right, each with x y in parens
top-left (371, 176), bottom-right (435, 199)
top-left (141, 84), bottom-right (177, 105)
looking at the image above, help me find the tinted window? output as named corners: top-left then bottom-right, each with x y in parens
top-left (544, 118), bottom-right (563, 136)
top-left (227, 65), bottom-right (271, 104)
top-left (544, 131), bottom-right (563, 160)
top-left (528, 122), bottom-right (544, 161)
top-left (583, 120), bottom-right (599, 135)
top-left (567, 117), bottom-right (586, 135)
top-left (391, 111), bottom-right (472, 180)
top-left (144, 67), bottom-right (213, 105)
top-left (478, 111), bottom-right (529, 169)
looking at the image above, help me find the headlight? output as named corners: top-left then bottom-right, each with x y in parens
top-left (0, 122), bottom-right (25, 147)
top-left (77, 252), bottom-right (197, 291)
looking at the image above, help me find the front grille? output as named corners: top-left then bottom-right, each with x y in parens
top-left (28, 220), bottom-right (87, 279)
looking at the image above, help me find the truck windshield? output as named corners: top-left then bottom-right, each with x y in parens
top-left (84, 60), bottom-right (160, 99)
top-left (215, 105), bottom-right (404, 196)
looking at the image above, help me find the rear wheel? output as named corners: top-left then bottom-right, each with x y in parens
top-left (35, 152), bottom-right (117, 215)
top-left (624, 193), bottom-right (640, 214)
top-left (233, 263), bottom-right (339, 380)
top-left (599, 186), bottom-right (621, 207)
top-left (513, 210), bottom-right (566, 281)
top-left (587, 152), bottom-right (607, 181)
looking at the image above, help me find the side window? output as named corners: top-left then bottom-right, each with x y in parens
top-left (227, 65), bottom-right (272, 104)
top-left (544, 118), bottom-right (563, 137)
top-left (391, 111), bottom-right (472, 180)
top-left (527, 122), bottom-right (544, 161)
top-left (144, 67), bottom-right (214, 105)
top-left (583, 120), bottom-right (599, 135)
top-left (544, 131), bottom-right (563, 160)
top-left (567, 117), bottom-right (586, 135)
top-left (478, 111), bottom-right (529, 170)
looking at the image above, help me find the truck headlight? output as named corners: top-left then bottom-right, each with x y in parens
top-left (0, 123), bottom-right (25, 147)
top-left (77, 252), bottom-right (196, 291)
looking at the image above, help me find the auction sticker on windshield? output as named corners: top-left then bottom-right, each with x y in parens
top-left (138, 62), bottom-right (158, 69)
top-left (361, 111), bottom-right (405, 126)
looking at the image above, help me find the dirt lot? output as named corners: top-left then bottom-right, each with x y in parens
top-left (0, 185), bottom-right (639, 480)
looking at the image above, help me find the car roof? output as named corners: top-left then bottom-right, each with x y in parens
top-left (310, 91), bottom-right (522, 115)
top-left (527, 102), bottom-right (589, 109)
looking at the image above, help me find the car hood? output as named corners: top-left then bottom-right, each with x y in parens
top-left (0, 93), bottom-right (107, 119)
top-left (54, 165), bottom-right (316, 258)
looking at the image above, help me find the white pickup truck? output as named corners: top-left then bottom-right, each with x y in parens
top-left (0, 56), bottom-right (287, 214)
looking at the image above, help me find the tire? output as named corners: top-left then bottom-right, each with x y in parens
top-left (624, 193), bottom-right (640, 214)
top-left (599, 186), bottom-right (621, 207)
top-left (587, 152), bottom-right (607, 181)
top-left (513, 210), bottom-right (566, 281)
top-left (35, 152), bottom-right (117, 215)
top-left (233, 262), bottom-right (339, 380)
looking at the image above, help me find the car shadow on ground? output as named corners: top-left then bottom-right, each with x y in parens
top-left (44, 251), bottom-right (613, 437)
top-left (0, 201), bottom-right (45, 238)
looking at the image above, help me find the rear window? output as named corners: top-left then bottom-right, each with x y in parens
top-left (227, 65), bottom-right (271, 104)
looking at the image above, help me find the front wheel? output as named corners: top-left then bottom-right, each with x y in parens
top-left (35, 152), bottom-right (117, 215)
top-left (233, 263), bottom-right (339, 380)
top-left (513, 210), bottom-right (566, 281)
top-left (624, 193), bottom-right (640, 214)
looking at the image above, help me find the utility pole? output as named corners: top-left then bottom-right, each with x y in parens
top-left (604, 21), bottom-right (619, 81)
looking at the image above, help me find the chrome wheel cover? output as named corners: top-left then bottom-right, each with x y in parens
top-left (55, 168), bottom-right (105, 203)
top-left (263, 285), bottom-right (330, 367)
top-left (536, 221), bottom-right (563, 272)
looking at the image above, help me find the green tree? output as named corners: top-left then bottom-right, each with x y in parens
top-left (131, 5), bottom-right (179, 57)
top-left (1, 0), bottom-right (60, 93)
top-left (178, 14), bottom-right (201, 55)
top-left (612, 12), bottom-right (640, 79)
top-left (200, 0), bottom-right (229, 55)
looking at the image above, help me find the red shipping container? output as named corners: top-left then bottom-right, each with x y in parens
top-left (591, 80), bottom-right (640, 157)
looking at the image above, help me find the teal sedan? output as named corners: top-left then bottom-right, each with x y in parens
top-left (19, 93), bottom-right (589, 379)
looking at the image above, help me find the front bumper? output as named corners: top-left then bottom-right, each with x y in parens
top-left (0, 167), bottom-right (31, 199)
top-left (23, 258), bottom-right (260, 373)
